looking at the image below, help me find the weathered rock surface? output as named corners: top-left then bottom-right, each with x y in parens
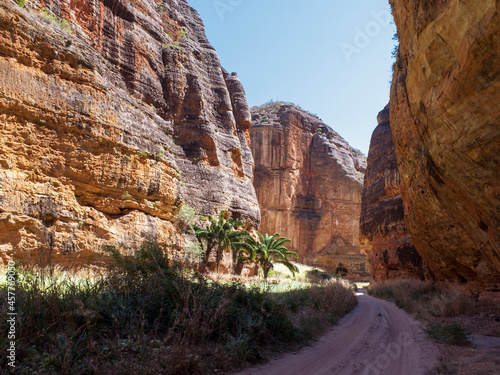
top-left (360, 105), bottom-right (431, 281)
top-left (0, 0), bottom-right (259, 266)
top-left (390, 0), bottom-right (500, 293)
top-left (250, 104), bottom-right (370, 280)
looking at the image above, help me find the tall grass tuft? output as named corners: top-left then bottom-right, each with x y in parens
top-left (1, 239), bottom-right (357, 374)
top-left (425, 323), bottom-right (472, 346)
top-left (367, 279), bottom-right (475, 320)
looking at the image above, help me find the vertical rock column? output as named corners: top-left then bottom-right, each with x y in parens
top-left (250, 104), bottom-right (370, 280)
top-left (360, 106), bottom-right (431, 281)
top-left (390, 0), bottom-right (500, 294)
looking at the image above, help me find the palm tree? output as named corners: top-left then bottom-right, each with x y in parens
top-left (230, 232), bottom-right (257, 275)
top-left (255, 233), bottom-right (299, 279)
top-left (193, 211), bottom-right (246, 273)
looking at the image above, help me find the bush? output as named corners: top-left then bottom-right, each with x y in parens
top-left (367, 280), bottom-right (474, 320)
top-left (1, 239), bottom-right (357, 374)
top-left (38, 8), bottom-right (74, 34)
top-left (425, 323), bottom-right (471, 346)
top-left (305, 268), bottom-right (333, 283)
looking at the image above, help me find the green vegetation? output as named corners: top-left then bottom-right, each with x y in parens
top-left (253, 233), bottom-right (298, 279)
top-left (367, 280), bottom-right (474, 320)
top-left (121, 191), bottom-right (132, 200)
top-left (425, 323), bottom-right (471, 346)
top-left (251, 100), bottom-right (304, 114)
top-left (334, 263), bottom-right (349, 277)
top-left (0, 239), bottom-right (357, 374)
top-left (353, 148), bottom-right (366, 158)
top-left (193, 211), bottom-right (248, 273)
top-left (137, 150), bottom-right (151, 159)
top-left (367, 280), bottom-right (500, 350)
top-left (16, 0), bottom-right (26, 7)
top-left (164, 30), bottom-right (187, 49)
top-left (38, 8), bottom-right (74, 34)
top-left (176, 204), bottom-right (197, 232)
top-left (391, 32), bottom-right (399, 59)
top-left (157, 1), bottom-right (164, 13)
top-left (193, 212), bottom-right (299, 279)
top-left (251, 100), bottom-right (325, 122)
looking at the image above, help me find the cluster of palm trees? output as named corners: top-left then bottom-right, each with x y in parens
top-left (193, 211), bottom-right (299, 279)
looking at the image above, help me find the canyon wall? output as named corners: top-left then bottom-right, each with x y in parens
top-left (390, 0), bottom-right (500, 295)
top-left (0, 0), bottom-right (259, 266)
top-left (250, 104), bottom-right (370, 280)
top-left (360, 105), bottom-right (431, 281)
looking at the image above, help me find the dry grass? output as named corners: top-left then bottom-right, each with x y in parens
top-left (368, 279), bottom-right (500, 374)
top-left (367, 280), bottom-right (478, 322)
top-left (433, 346), bottom-right (500, 374)
top-left (0, 240), bottom-right (357, 374)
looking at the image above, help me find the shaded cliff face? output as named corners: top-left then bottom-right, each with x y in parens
top-left (0, 0), bottom-right (259, 266)
top-left (360, 105), bottom-right (431, 281)
top-left (250, 104), bottom-right (369, 280)
top-left (390, 0), bottom-right (500, 293)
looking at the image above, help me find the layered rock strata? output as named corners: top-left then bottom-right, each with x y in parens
top-left (250, 104), bottom-right (370, 280)
top-left (360, 105), bottom-right (431, 281)
top-left (0, 0), bottom-right (259, 266)
top-left (390, 0), bottom-right (500, 294)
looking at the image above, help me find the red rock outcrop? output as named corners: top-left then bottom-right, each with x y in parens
top-left (390, 0), bottom-right (500, 294)
top-left (0, 0), bottom-right (259, 266)
top-left (250, 103), bottom-right (370, 280)
top-left (360, 105), bottom-right (432, 281)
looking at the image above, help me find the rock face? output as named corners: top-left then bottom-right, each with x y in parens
top-left (0, 0), bottom-right (259, 266)
top-left (360, 105), bottom-right (431, 281)
top-left (390, 0), bottom-right (500, 293)
top-left (250, 104), bottom-right (370, 280)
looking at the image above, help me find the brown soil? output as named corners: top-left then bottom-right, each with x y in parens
top-left (236, 289), bottom-right (438, 375)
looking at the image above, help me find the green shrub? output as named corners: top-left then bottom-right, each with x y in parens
top-left (38, 8), bottom-right (74, 34)
top-left (367, 280), bottom-right (474, 320)
top-left (425, 323), bottom-right (471, 346)
top-left (0, 239), bottom-right (357, 373)
top-left (305, 268), bottom-right (333, 283)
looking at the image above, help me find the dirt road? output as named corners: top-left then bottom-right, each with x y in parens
top-left (237, 289), bottom-right (438, 375)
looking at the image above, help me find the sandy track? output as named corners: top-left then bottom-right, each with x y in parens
top-left (236, 289), bottom-right (438, 375)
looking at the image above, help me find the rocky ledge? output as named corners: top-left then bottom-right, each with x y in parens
top-left (0, 0), bottom-right (259, 266)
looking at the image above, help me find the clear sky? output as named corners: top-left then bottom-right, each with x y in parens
top-left (187, 0), bottom-right (396, 155)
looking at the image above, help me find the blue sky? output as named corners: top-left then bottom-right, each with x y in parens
top-left (187, 0), bottom-right (396, 154)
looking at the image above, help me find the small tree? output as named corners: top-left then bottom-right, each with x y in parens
top-left (230, 231), bottom-right (257, 275)
top-left (335, 263), bottom-right (349, 277)
top-left (193, 211), bottom-right (246, 273)
top-left (255, 233), bottom-right (298, 279)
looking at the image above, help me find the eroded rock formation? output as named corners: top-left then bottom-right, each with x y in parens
top-left (250, 104), bottom-right (370, 280)
top-left (390, 0), bottom-right (500, 294)
top-left (360, 105), bottom-right (431, 281)
top-left (0, 0), bottom-right (259, 266)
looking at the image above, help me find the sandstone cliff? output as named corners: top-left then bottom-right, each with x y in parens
top-left (390, 0), bottom-right (500, 294)
top-left (250, 103), bottom-right (370, 280)
top-left (0, 0), bottom-right (259, 266)
top-left (360, 105), bottom-right (431, 281)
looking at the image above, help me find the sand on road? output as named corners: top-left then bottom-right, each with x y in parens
top-left (236, 289), bottom-right (438, 375)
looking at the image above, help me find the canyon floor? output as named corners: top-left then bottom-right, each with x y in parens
top-left (237, 289), bottom-right (438, 375)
